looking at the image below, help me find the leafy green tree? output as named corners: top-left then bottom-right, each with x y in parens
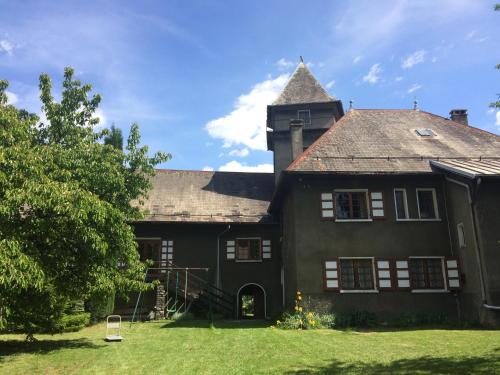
top-left (104, 124), bottom-right (124, 150)
top-left (0, 68), bottom-right (170, 339)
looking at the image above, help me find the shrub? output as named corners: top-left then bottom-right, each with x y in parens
top-left (55, 312), bottom-right (91, 332)
top-left (335, 311), bottom-right (377, 328)
top-left (85, 290), bottom-right (115, 322)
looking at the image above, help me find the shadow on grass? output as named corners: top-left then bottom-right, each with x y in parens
top-left (284, 354), bottom-right (500, 375)
top-left (0, 338), bottom-right (104, 362)
top-left (161, 319), bottom-right (272, 329)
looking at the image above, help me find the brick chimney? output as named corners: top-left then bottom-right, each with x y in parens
top-left (450, 109), bottom-right (468, 126)
top-left (289, 118), bottom-right (304, 161)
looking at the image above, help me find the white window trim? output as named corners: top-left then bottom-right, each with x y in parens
top-left (333, 189), bottom-right (372, 222)
top-left (393, 188), bottom-right (409, 220)
top-left (416, 188), bottom-right (440, 220)
top-left (338, 257), bottom-right (378, 293)
top-left (408, 256), bottom-right (448, 292)
top-left (234, 237), bottom-right (263, 263)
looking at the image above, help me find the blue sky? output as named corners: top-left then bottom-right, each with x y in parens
top-left (1, 0), bottom-right (499, 171)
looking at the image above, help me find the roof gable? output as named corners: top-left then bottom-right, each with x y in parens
top-left (273, 62), bottom-right (334, 105)
top-left (287, 109), bottom-right (500, 174)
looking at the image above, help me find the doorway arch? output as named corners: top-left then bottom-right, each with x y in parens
top-left (237, 283), bottom-right (266, 319)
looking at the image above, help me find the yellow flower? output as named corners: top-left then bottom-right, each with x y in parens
top-left (276, 320), bottom-right (281, 324)
top-left (296, 291), bottom-right (302, 295)
top-left (297, 296), bottom-right (302, 301)
top-left (294, 306), bottom-right (299, 311)
top-left (307, 312), bottom-right (313, 318)
top-left (298, 307), bottom-right (303, 312)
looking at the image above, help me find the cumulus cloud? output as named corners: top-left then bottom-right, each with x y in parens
top-left (205, 74), bottom-right (289, 151)
top-left (395, 76), bottom-right (403, 82)
top-left (202, 166), bottom-right (214, 171)
top-left (363, 63), bottom-right (382, 84)
top-left (0, 39), bottom-right (14, 55)
top-left (353, 56), bottom-right (362, 64)
top-left (496, 111), bottom-right (500, 127)
top-left (5, 90), bottom-right (18, 105)
top-left (401, 50), bottom-right (426, 69)
top-left (407, 84), bottom-right (422, 93)
top-left (228, 148), bottom-right (250, 157)
top-left (218, 160), bottom-right (273, 173)
top-left (326, 80), bottom-right (335, 89)
top-left (275, 58), bottom-right (293, 70)
top-left (93, 108), bottom-right (107, 127)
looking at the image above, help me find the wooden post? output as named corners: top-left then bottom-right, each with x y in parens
top-left (184, 268), bottom-right (188, 313)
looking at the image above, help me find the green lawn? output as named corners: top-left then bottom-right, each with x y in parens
top-left (1, 320), bottom-right (499, 374)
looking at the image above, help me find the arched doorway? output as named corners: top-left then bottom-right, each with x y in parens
top-left (237, 283), bottom-right (266, 319)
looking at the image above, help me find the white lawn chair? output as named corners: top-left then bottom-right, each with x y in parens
top-left (105, 315), bottom-right (123, 342)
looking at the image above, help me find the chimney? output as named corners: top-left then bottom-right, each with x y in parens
top-left (450, 109), bottom-right (468, 126)
top-left (289, 118), bottom-right (304, 161)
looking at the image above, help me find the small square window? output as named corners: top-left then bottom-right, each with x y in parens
top-left (415, 129), bottom-right (435, 137)
top-left (297, 110), bottom-right (311, 125)
top-left (335, 191), bottom-right (369, 220)
top-left (236, 239), bottom-right (261, 261)
top-left (417, 189), bottom-right (439, 219)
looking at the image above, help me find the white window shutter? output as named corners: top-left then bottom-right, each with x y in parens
top-left (395, 259), bottom-right (411, 289)
top-left (262, 240), bottom-right (271, 259)
top-left (376, 259), bottom-right (393, 289)
top-left (445, 257), bottom-right (461, 291)
top-left (321, 193), bottom-right (335, 219)
top-left (370, 191), bottom-right (385, 219)
top-left (324, 259), bottom-right (339, 291)
top-left (226, 240), bottom-right (235, 260)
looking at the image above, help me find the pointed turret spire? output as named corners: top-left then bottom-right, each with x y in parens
top-left (273, 60), bottom-right (335, 105)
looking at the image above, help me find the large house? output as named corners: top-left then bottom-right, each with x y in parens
top-left (126, 62), bottom-right (500, 326)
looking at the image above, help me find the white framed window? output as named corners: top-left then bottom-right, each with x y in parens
top-left (457, 223), bottom-right (466, 248)
top-left (339, 257), bottom-right (378, 293)
top-left (297, 109), bottom-right (311, 125)
top-left (334, 189), bottom-right (371, 221)
top-left (394, 188), bottom-right (409, 220)
top-left (409, 256), bottom-right (446, 292)
top-left (416, 188), bottom-right (439, 220)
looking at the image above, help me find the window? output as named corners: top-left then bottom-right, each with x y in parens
top-left (457, 223), bottom-right (466, 248)
top-left (394, 189), bottom-right (409, 219)
top-left (297, 109), bottom-right (311, 125)
top-left (236, 239), bottom-right (261, 261)
top-left (415, 129), bottom-right (435, 137)
top-left (340, 258), bottom-right (374, 290)
top-left (409, 258), bottom-right (445, 289)
top-left (416, 188), bottom-right (439, 219)
top-left (137, 239), bottom-right (161, 263)
top-left (335, 191), bottom-right (369, 220)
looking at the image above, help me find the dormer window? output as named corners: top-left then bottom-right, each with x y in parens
top-left (297, 110), bottom-right (311, 125)
top-left (415, 129), bottom-right (435, 137)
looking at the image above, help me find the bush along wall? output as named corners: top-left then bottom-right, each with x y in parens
top-left (85, 290), bottom-right (116, 323)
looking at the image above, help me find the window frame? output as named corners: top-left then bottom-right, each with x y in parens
top-left (338, 257), bottom-right (378, 293)
top-left (416, 188), bottom-right (440, 221)
top-left (393, 188), bottom-right (409, 220)
top-left (408, 256), bottom-right (447, 293)
top-left (135, 237), bottom-right (162, 264)
top-left (235, 237), bottom-right (262, 263)
top-left (334, 189), bottom-right (372, 222)
top-left (297, 109), bottom-right (311, 125)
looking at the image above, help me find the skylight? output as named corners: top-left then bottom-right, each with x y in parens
top-left (415, 129), bottom-right (435, 137)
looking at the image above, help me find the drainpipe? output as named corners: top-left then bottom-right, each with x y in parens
top-left (216, 224), bottom-right (231, 289)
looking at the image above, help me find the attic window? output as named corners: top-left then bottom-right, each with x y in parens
top-left (415, 129), bottom-right (435, 137)
top-left (297, 110), bottom-right (311, 125)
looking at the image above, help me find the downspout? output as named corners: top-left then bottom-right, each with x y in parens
top-left (216, 224), bottom-right (231, 290)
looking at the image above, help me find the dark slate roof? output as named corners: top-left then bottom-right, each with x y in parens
top-left (430, 159), bottom-right (500, 178)
top-left (287, 109), bottom-right (500, 174)
top-left (273, 62), bottom-right (334, 105)
top-left (134, 170), bottom-right (275, 223)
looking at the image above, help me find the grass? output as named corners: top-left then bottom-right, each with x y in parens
top-left (1, 320), bottom-right (500, 374)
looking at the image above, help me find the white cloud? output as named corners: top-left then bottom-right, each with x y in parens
top-left (202, 166), bottom-right (214, 171)
top-left (218, 160), bottom-right (273, 173)
top-left (93, 108), bottom-right (107, 127)
top-left (395, 76), bottom-right (403, 82)
top-left (363, 63), bottom-right (382, 84)
top-left (326, 80), bottom-right (336, 89)
top-left (476, 37), bottom-right (488, 43)
top-left (205, 74), bottom-right (289, 151)
top-left (496, 111), bottom-right (500, 127)
top-left (401, 50), bottom-right (426, 69)
top-left (465, 30), bottom-right (476, 40)
top-left (353, 56), bottom-right (362, 64)
top-left (407, 84), bottom-right (422, 93)
top-left (5, 91), bottom-right (18, 105)
top-left (228, 148), bottom-right (250, 157)
top-left (0, 39), bottom-right (13, 55)
top-left (275, 58), bottom-right (293, 70)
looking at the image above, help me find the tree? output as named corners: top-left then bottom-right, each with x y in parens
top-left (0, 68), bottom-right (170, 339)
top-left (104, 124), bottom-right (124, 150)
